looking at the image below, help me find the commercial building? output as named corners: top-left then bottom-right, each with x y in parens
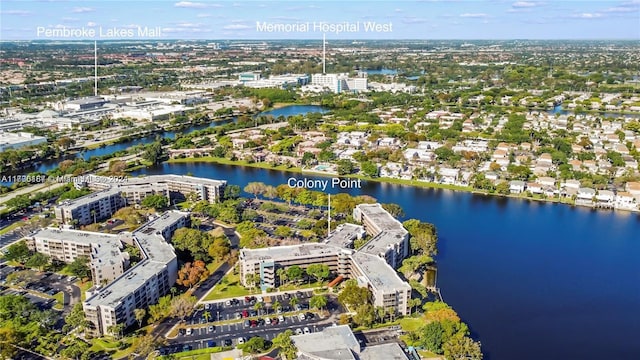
top-left (291, 324), bottom-right (410, 360)
top-left (311, 73), bottom-right (368, 94)
top-left (64, 96), bottom-right (108, 111)
top-left (55, 175), bottom-right (226, 225)
top-left (239, 204), bottom-right (412, 316)
top-left (27, 228), bottom-right (129, 286)
top-left (0, 131), bottom-right (47, 152)
top-left (83, 211), bottom-right (188, 337)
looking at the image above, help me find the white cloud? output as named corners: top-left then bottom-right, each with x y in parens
top-left (86, 22), bottom-right (97, 27)
top-left (402, 16), bottom-right (429, 24)
top-left (570, 12), bottom-right (603, 19)
top-left (0, 10), bottom-right (32, 15)
top-left (460, 13), bottom-right (488, 18)
top-left (512, 1), bottom-right (537, 8)
top-left (72, 7), bottom-right (95, 13)
top-left (223, 24), bottom-right (250, 30)
top-left (174, 1), bottom-right (221, 9)
top-left (197, 13), bottom-right (212, 18)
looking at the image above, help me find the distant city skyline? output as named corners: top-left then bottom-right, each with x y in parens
top-left (1, 0), bottom-right (639, 40)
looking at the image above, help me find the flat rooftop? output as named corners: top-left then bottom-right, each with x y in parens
top-left (240, 243), bottom-right (345, 263)
top-left (57, 187), bottom-right (121, 209)
top-left (292, 325), bottom-right (359, 360)
top-left (351, 252), bottom-right (411, 293)
top-left (356, 203), bottom-right (407, 233)
top-left (360, 343), bottom-right (409, 360)
top-left (84, 211), bottom-right (187, 309)
top-left (31, 228), bottom-right (124, 265)
top-left (324, 223), bottom-right (364, 249)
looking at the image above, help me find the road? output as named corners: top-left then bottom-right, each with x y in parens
top-left (0, 182), bottom-right (66, 207)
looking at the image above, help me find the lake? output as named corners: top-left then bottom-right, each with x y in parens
top-left (132, 163), bottom-right (640, 360)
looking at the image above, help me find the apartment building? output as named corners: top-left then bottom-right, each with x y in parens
top-left (27, 228), bottom-right (129, 285)
top-left (54, 188), bottom-right (125, 225)
top-left (83, 211), bottom-right (189, 337)
top-left (239, 205), bottom-right (412, 316)
top-left (55, 175), bottom-right (226, 225)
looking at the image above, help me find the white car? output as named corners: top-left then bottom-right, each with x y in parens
top-left (265, 317), bottom-right (271, 325)
top-left (256, 296), bottom-right (263, 302)
top-left (278, 315), bottom-right (285, 323)
top-left (295, 328), bottom-right (303, 335)
top-left (298, 313), bottom-right (306, 321)
top-left (303, 327), bottom-right (310, 334)
top-left (185, 328), bottom-right (192, 336)
top-left (238, 337), bottom-right (245, 345)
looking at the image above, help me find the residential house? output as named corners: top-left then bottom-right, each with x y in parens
top-left (510, 180), bottom-right (525, 194)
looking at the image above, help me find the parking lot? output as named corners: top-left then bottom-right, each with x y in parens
top-left (165, 290), bottom-right (345, 354)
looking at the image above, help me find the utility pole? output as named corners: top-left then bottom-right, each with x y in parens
top-left (327, 193), bottom-right (331, 236)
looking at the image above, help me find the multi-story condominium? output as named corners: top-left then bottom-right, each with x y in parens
top-left (83, 211), bottom-right (189, 337)
top-left (27, 228), bottom-right (130, 285)
top-left (55, 175), bottom-right (226, 225)
top-left (239, 204), bottom-right (412, 316)
top-left (54, 188), bottom-right (125, 225)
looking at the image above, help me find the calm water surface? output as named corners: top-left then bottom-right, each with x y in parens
top-left (132, 163), bottom-right (640, 360)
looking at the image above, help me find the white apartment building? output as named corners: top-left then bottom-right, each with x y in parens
top-left (83, 211), bottom-right (188, 337)
top-left (239, 204), bottom-right (412, 316)
top-left (54, 188), bottom-right (125, 226)
top-left (27, 228), bottom-right (129, 286)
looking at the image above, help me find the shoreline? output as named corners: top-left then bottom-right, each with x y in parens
top-left (164, 156), bottom-right (639, 214)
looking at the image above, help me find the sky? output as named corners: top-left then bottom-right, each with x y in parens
top-left (0, 0), bottom-right (639, 40)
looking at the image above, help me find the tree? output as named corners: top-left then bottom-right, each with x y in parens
top-left (131, 334), bottom-right (163, 359)
top-left (245, 273), bottom-right (260, 291)
top-left (208, 236), bottom-right (231, 261)
top-left (5, 195), bottom-right (31, 211)
top-left (306, 264), bottom-right (330, 284)
top-left (134, 308), bottom-right (146, 328)
top-left (0, 327), bottom-right (18, 359)
top-left (336, 159), bottom-right (355, 175)
top-left (443, 336), bottom-right (483, 360)
top-left (170, 295), bottom-right (197, 320)
top-left (338, 281), bottom-right (372, 309)
top-left (142, 140), bottom-right (165, 164)
top-left (172, 228), bottom-right (215, 262)
top-left (274, 226), bottom-right (293, 238)
top-left (353, 304), bottom-right (375, 327)
top-left (403, 219), bottom-right (438, 255)
top-left (223, 184), bottom-right (241, 200)
top-left (382, 203), bottom-right (405, 218)
top-left (309, 295), bottom-right (328, 311)
top-left (25, 253), bottom-right (50, 272)
top-left (176, 260), bottom-right (210, 288)
top-left (360, 161), bottom-right (379, 177)
top-left (107, 323), bottom-right (124, 340)
top-left (68, 256), bottom-right (91, 279)
top-left (409, 298), bottom-right (423, 315)
top-left (3, 241), bottom-right (31, 264)
top-left (422, 321), bottom-right (445, 354)
top-left (244, 182), bottom-right (266, 198)
top-left (56, 137), bottom-right (75, 150)
top-left (272, 330), bottom-right (297, 360)
top-left (241, 336), bottom-right (267, 354)
top-left (277, 268), bottom-right (288, 286)
top-left (141, 194), bottom-right (168, 209)
top-left (286, 265), bottom-right (304, 283)
top-left (253, 301), bottom-right (263, 315)
top-left (273, 300), bottom-right (282, 313)
top-left (289, 297), bottom-right (299, 309)
top-left (64, 304), bottom-right (88, 333)
top-left (60, 338), bottom-right (89, 360)
top-left (203, 311), bottom-right (212, 323)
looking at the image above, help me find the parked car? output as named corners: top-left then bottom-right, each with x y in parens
top-left (223, 339), bottom-right (233, 347)
top-left (238, 337), bottom-right (245, 345)
top-left (208, 325), bottom-right (215, 332)
top-left (265, 317), bottom-right (271, 325)
top-left (185, 328), bottom-right (192, 336)
top-left (303, 327), bottom-right (310, 334)
top-left (225, 300), bottom-right (231, 306)
top-left (298, 313), bottom-right (306, 321)
top-left (244, 320), bottom-right (251, 327)
top-left (278, 315), bottom-right (285, 323)
top-left (207, 340), bottom-right (215, 348)
top-left (205, 303), bottom-right (211, 310)
top-left (242, 310), bottom-right (249, 318)
top-left (295, 328), bottom-right (303, 335)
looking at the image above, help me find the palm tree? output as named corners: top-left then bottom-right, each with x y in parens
top-left (276, 268), bottom-right (287, 286)
top-left (273, 300), bottom-right (282, 313)
top-left (134, 308), bottom-right (146, 328)
top-left (290, 297), bottom-right (299, 309)
top-left (375, 306), bottom-right (386, 324)
top-left (254, 302), bottom-right (263, 316)
top-left (203, 311), bottom-right (211, 323)
top-left (90, 209), bottom-right (97, 224)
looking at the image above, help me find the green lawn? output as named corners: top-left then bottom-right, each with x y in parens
top-left (0, 221), bottom-right (24, 235)
top-left (167, 156), bottom-right (302, 172)
top-left (278, 281), bottom-right (326, 291)
top-left (159, 346), bottom-right (229, 360)
top-left (399, 317), bottom-right (425, 332)
top-left (77, 280), bottom-right (93, 301)
top-left (90, 337), bottom-right (121, 353)
top-left (52, 291), bottom-right (64, 310)
top-left (202, 271), bottom-right (259, 301)
top-left (419, 350), bottom-right (443, 359)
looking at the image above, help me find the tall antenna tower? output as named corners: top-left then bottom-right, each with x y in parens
top-left (94, 41), bottom-right (98, 96)
top-left (322, 33), bottom-right (326, 74)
